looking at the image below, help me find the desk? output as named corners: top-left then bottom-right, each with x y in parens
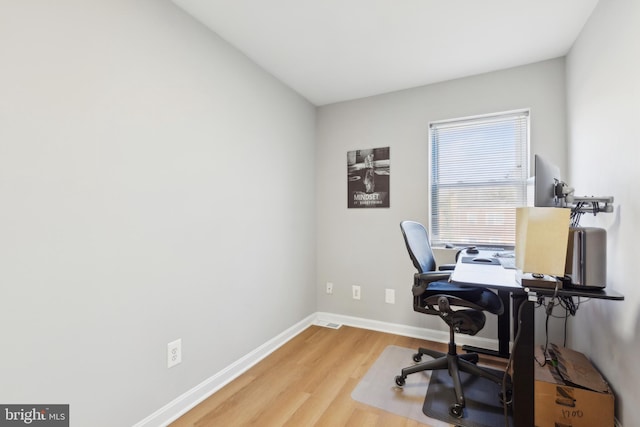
top-left (450, 250), bottom-right (624, 427)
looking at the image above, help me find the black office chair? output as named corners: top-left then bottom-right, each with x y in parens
top-left (394, 220), bottom-right (508, 418)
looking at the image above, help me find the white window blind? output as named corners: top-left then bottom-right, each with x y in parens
top-left (429, 110), bottom-right (529, 247)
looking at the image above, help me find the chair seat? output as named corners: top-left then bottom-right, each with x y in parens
top-left (422, 281), bottom-right (484, 299)
top-left (418, 280), bottom-right (504, 316)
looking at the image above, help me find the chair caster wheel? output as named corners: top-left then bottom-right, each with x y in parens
top-left (412, 353), bottom-right (422, 362)
top-left (394, 375), bottom-right (406, 386)
top-left (449, 403), bottom-right (464, 418)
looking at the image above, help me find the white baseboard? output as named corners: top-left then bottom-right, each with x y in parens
top-left (315, 311), bottom-right (500, 351)
top-left (134, 311), bottom-right (499, 427)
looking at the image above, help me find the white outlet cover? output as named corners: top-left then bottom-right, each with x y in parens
top-left (167, 339), bottom-right (182, 368)
top-left (385, 288), bottom-right (395, 304)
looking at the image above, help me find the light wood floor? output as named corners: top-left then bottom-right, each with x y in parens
top-left (170, 325), bottom-right (506, 427)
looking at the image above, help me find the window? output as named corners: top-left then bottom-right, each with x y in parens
top-left (429, 110), bottom-right (529, 247)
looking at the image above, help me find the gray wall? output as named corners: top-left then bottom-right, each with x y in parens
top-left (0, 1), bottom-right (316, 426)
top-left (3, 0), bottom-right (637, 425)
top-left (566, 0), bottom-right (640, 423)
top-left (316, 58), bottom-right (568, 344)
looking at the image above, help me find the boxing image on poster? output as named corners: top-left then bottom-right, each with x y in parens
top-left (347, 147), bottom-right (390, 208)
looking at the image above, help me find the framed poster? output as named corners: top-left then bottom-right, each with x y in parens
top-left (347, 146), bottom-right (390, 208)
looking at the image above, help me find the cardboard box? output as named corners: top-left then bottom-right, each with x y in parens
top-left (535, 344), bottom-right (614, 427)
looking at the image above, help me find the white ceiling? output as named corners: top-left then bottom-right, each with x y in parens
top-left (172, 0), bottom-right (599, 106)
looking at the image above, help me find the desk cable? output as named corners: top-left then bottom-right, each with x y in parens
top-left (502, 288), bottom-right (563, 426)
top-left (503, 285), bottom-right (594, 426)
top-left (538, 281), bottom-right (562, 366)
top-left (570, 201), bottom-right (586, 227)
top-left (558, 295), bottom-right (589, 346)
top-left (502, 298), bottom-right (525, 427)
top-left (536, 285), bottom-right (590, 363)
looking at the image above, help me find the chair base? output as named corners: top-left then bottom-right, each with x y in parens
top-left (394, 346), bottom-right (509, 419)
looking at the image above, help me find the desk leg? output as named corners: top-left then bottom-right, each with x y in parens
top-left (512, 295), bottom-right (534, 427)
top-left (463, 290), bottom-right (511, 358)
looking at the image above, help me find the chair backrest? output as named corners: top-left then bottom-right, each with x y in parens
top-left (400, 221), bottom-right (437, 274)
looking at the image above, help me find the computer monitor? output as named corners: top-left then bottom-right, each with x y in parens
top-left (534, 154), bottom-right (563, 208)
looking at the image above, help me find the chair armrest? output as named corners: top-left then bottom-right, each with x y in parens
top-left (415, 271), bottom-right (451, 282)
top-left (438, 264), bottom-right (456, 271)
top-left (413, 272), bottom-right (451, 296)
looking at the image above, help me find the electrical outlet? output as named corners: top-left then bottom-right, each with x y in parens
top-left (352, 285), bottom-right (361, 300)
top-left (167, 339), bottom-right (182, 368)
top-left (326, 282), bottom-right (333, 294)
top-left (385, 288), bottom-right (395, 304)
